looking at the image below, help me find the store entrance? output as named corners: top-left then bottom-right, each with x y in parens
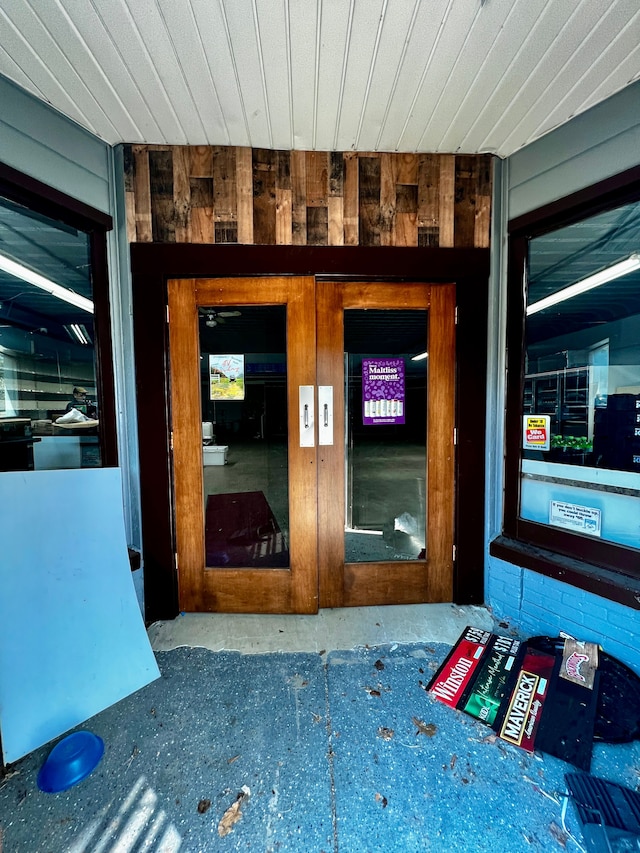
top-left (168, 276), bottom-right (456, 613)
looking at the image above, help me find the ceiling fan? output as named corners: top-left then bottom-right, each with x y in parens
top-left (200, 309), bottom-right (241, 327)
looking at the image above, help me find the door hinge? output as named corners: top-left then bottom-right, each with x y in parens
top-left (453, 427), bottom-right (458, 445)
top-left (170, 431), bottom-right (174, 451)
top-left (166, 304), bottom-right (170, 323)
top-left (452, 544), bottom-right (457, 563)
top-left (174, 552), bottom-right (179, 572)
top-left (454, 305), bottom-right (458, 325)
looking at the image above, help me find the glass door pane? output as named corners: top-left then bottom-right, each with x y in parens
top-left (198, 305), bottom-right (290, 569)
top-left (344, 309), bottom-right (428, 563)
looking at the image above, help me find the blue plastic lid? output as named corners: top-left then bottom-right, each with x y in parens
top-left (37, 731), bottom-right (104, 793)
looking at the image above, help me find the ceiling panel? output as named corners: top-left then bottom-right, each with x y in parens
top-left (390, 1), bottom-right (481, 152)
top-left (0, 0), bottom-right (638, 156)
top-left (287, 0), bottom-right (319, 149)
top-left (0, 2), bottom-right (101, 134)
top-left (313, 0), bottom-right (353, 151)
top-left (252, 0), bottom-right (294, 150)
top-left (348, 0), bottom-right (425, 153)
top-left (437, 0), bottom-right (548, 152)
top-left (474, 3), bottom-right (583, 152)
top-left (189, 0), bottom-right (247, 146)
top-left (222, 0), bottom-right (275, 148)
top-left (497, 1), bottom-right (640, 153)
top-left (330, 0), bottom-right (387, 150)
top-left (374, 0), bottom-right (451, 152)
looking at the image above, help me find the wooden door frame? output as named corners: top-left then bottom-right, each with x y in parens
top-left (131, 244), bottom-right (490, 622)
top-left (169, 276), bottom-right (318, 613)
top-left (317, 281), bottom-right (456, 608)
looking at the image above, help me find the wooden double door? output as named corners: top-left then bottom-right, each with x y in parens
top-left (168, 276), bottom-right (455, 613)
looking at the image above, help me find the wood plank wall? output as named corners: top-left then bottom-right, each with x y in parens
top-left (123, 146), bottom-right (492, 248)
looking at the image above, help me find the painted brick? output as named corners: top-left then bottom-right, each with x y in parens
top-left (597, 623), bottom-right (636, 649)
top-left (559, 590), bottom-right (609, 622)
top-left (522, 586), bottom-right (564, 614)
top-left (486, 579), bottom-right (513, 603)
top-left (606, 606), bottom-right (640, 634)
top-left (486, 562), bottom-right (640, 676)
top-left (491, 559), bottom-right (523, 583)
top-left (519, 601), bottom-right (562, 631)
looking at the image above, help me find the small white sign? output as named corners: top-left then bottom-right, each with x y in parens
top-left (549, 500), bottom-right (601, 537)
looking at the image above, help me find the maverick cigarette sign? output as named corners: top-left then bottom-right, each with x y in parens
top-left (362, 359), bottom-right (405, 425)
top-left (496, 651), bottom-right (554, 752)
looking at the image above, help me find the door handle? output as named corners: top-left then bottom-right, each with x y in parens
top-left (318, 386), bottom-right (333, 446)
top-left (299, 385), bottom-right (315, 447)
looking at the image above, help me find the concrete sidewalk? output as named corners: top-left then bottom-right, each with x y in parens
top-left (2, 638), bottom-right (639, 852)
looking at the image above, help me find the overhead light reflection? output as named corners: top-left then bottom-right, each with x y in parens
top-left (71, 324), bottom-right (88, 344)
top-left (526, 253), bottom-right (640, 316)
top-left (0, 253), bottom-right (94, 314)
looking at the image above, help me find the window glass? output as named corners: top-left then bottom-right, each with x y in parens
top-left (521, 198), bottom-right (640, 548)
top-left (0, 195), bottom-right (101, 471)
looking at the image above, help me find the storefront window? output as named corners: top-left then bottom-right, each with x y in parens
top-left (0, 175), bottom-right (114, 471)
top-left (521, 199), bottom-right (640, 548)
top-left (499, 171), bottom-right (640, 595)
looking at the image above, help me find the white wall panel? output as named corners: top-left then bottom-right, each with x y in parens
top-left (0, 76), bottom-right (111, 211)
top-left (90, 0), bottom-right (189, 144)
top-left (31, 1), bottom-right (142, 141)
top-left (539, 27), bottom-right (640, 138)
top-left (254, 0), bottom-right (295, 150)
top-left (56, 0), bottom-right (166, 142)
top-left (0, 47), bottom-right (42, 100)
top-left (579, 46), bottom-right (640, 115)
top-left (508, 80), bottom-right (640, 217)
top-left (477, 3), bottom-right (582, 154)
top-left (2, 0), bottom-right (638, 155)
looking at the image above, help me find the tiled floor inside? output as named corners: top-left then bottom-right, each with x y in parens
top-left (2, 605), bottom-right (640, 852)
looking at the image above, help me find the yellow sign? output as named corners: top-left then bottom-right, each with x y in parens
top-left (523, 415), bottom-right (550, 451)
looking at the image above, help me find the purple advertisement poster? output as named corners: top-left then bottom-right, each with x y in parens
top-left (362, 358), bottom-right (405, 425)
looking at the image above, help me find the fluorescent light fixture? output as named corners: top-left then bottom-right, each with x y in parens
top-left (65, 323), bottom-right (93, 345)
top-left (411, 351), bottom-right (428, 361)
top-left (526, 253), bottom-right (640, 316)
top-left (0, 253), bottom-right (94, 314)
top-left (71, 324), bottom-right (88, 344)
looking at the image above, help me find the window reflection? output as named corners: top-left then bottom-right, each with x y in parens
top-left (344, 309), bottom-right (427, 563)
top-left (199, 305), bottom-right (290, 569)
top-left (0, 195), bottom-right (100, 471)
top-left (521, 198), bottom-right (640, 546)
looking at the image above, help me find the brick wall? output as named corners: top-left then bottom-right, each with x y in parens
top-left (487, 557), bottom-right (640, 676)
